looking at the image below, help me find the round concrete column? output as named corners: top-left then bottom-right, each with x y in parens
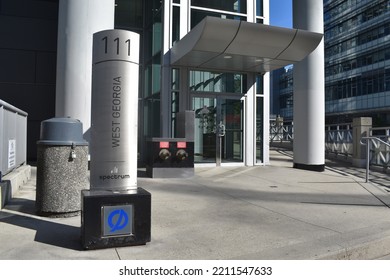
top-left (55, 0), bottom-right (114, 138)
top-left (292, 0), bottom-right (325, 171)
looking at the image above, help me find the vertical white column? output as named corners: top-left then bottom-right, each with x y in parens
top-left (247, 0), bottom-right (255, 23)
top-left (262, 1), bottom-right (270, 165)
top-left (263, 72), bottom-right (270, 165)
top-left (181, 0), bottom-right (190, 36)
top-left (245, 74), bottom-right (255, 166)
top-left (292, 0), bottom-right (325, 171)
top-left (55, 0), bottom-right (114, 138)
top-left (263, 0), bottom-right (270, 25)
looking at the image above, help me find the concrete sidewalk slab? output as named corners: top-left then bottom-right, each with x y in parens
top-left (0, 150), bottom-right (390, 259)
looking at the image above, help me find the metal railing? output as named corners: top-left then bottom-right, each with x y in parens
top-left (269, 121), bottom-right (293, 143)
top-left (367, 127), bottom-right (390, 172)
top-left (270, 122), bottom-right (390, 177)
top-left (325, 124), bottom-right (353, 158)
top-left (0, 99), bottom-right (28, 180)
top-left (361, 136), bottom-right (390, 183)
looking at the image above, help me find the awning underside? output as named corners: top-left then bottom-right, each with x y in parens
top-left (170, 17), bottom-right (323, 73)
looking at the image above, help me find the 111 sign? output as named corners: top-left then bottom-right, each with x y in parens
top-left (102, 36), bottom-right (131, 56)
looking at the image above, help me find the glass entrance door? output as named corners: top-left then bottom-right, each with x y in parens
top-left (193, 97), bottom-right (217, 163)
top-left (192, 96), bottom-right (243, 165)
top-left (220, 98), bottom-right (243, 163)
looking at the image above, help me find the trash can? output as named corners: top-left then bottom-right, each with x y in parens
top-left (36, 117), bottom-right (89, 217)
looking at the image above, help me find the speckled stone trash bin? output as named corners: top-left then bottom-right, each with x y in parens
top-left (36, 117), bottom-right (89, 217)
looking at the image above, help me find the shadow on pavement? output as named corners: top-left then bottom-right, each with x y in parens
top-left (0, 198), bottom-right (83, 251)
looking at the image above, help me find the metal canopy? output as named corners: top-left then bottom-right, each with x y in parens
top-left (170, 17), bottom-right (323, 73)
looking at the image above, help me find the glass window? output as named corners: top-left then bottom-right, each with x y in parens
top-left (115, 0), bottom-right (143, 29)
top-left (256, 75), bottom-right (263, 94)
top-left (385, 69), bottom-right (390, 91)
top-left (145, 0), bottom-right (163, 26)
top-left (191, 9), bottom-right (246, 28)
top-left (256, 18), bottom-right (264, 24)
top-left (191, 0), bottom-right (247, 14)
top-left (171, 68), bottom-right (180, 136)
top-left (144, 96), bottom-right (161, 137)
top-left (152, 22), bottom-right (162, 56)
top-left (144, 60), bottom-right (161, 97)
top-left (256, 96), bottom-right (263, 163)
top-left (256, 0), bottom-right (263, 17)
top-left (172, 6), bottom-right (180, 45)
top-left (171, 92), bottom-right (179, 136)
top-left (190, 71), bottom-right (247, 94)
top-left (171, 68), bottom-right (180, 91)
top-left (152, 63), bottom-right (161, 95)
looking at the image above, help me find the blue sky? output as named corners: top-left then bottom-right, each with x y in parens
top-left (270, 0), bottom-right (292, 28)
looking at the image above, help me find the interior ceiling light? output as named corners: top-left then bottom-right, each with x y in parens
top-left (224, 55), bottom-right (233, 59)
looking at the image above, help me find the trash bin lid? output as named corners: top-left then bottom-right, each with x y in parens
top-left (37, 117), bottom-right (88, 146)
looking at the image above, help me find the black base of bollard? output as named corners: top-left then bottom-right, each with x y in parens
top-left (81, 188), bottom-right (151, 250)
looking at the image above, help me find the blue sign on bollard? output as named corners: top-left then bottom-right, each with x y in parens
top-left (102, 205), bottom-right (133, 236)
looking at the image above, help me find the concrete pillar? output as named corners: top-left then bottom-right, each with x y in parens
top-left (292, 0), bottom-right (325, 171)
top-left (55, 0), bottom-right (114, 139)
top-left (352, 117), bottom-right (372, 168)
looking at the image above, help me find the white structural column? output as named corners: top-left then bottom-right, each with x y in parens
top-left (245, 74), bottom-right (255, 166)
top-left (292, 0), bottom-right (325, 171)
top-left (55, 0), bottom-right (114, 138)
top-left (263, 72), bottom-right (270, 165)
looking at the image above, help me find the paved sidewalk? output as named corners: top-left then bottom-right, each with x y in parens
top-left (1, 149), bottom-right (390, 260)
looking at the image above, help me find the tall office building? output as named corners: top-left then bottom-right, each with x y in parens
top-left (272, 66), bottom-right (294, 121)
top-left (324, 0), bottom-right (390, 125)
top-left (1, 0), bottom-right (322, 168)
top-left (272, 0), bottom-right (390, 125)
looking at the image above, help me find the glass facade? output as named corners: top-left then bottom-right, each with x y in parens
top-left (1, 0), bottom-right (270, 164)
top-left (324, 0), bottom-right (390, 125)
top-left (190, 71), bottom-right (246, 163)
top-left (190, 0), bottom-right (249, 28)
top-left (113, 0), bottom-right (268, 165)
top-left (189, 71), bottom-right (247, 94)
top-left (275, 66), bottom-right (294, 120)
top-left (273, 0), bottom-right (390, 126)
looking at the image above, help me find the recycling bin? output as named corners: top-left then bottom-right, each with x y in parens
top-left (36, 117), bottom-right (88, 217)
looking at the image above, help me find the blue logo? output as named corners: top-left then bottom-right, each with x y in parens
top-left (107, 209), bottom-right (129, 233)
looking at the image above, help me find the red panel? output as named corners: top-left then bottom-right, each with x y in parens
top-left (159, 142), bottom-right (170, 148)
top-left (177, 142), bottom-right (187, 148)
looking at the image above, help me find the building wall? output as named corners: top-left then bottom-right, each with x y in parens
top-left (0, 0), bottom-right (270, 165)
top-left (273, 66), bottom-right (293, 121)
top-left (324, 0), bottom-right (390, 125)
top-left (272, 0), bottom-right (390, 126)
top-left (158, 0), bottom-right (269, 165)
top-left (0, 0), bottom-right (58, 161)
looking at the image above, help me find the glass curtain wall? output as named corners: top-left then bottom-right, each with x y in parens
top-left (114, 0), bottom-right (145, 159)
top-left (191, 0), bottom-right (248, 27)
top-left (143, 0), bottom-right (163, 137)
top-left (167, 1), bottom-right (267, 165)
top-left (324, 0), bottom-right (390, 124)
top-left (114, 1), bottom-right (268, 165)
